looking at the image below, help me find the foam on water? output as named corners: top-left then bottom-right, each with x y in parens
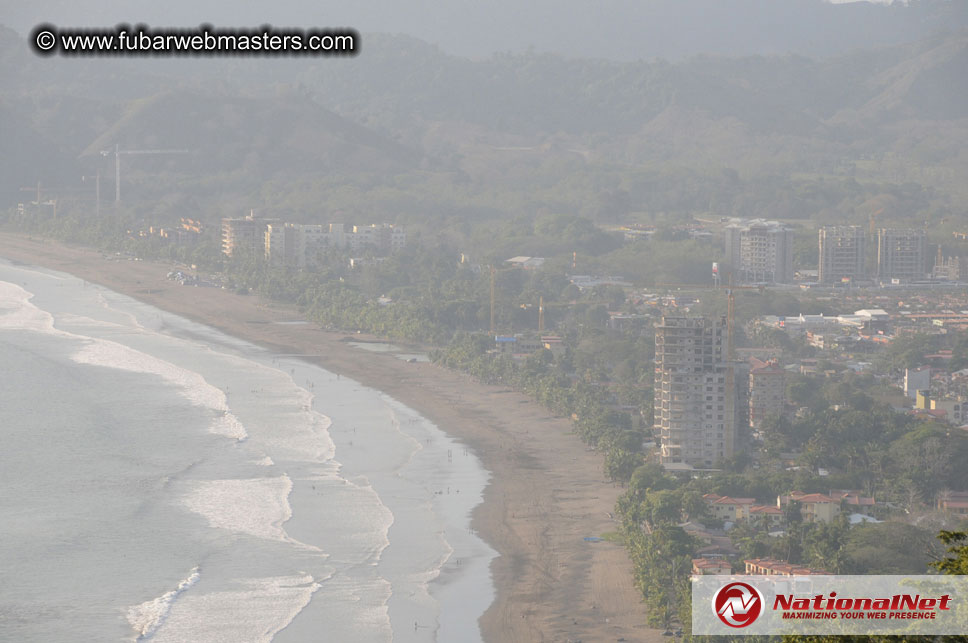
top-left (127, 567), bottom-right (201, 642)
top-left (146, 575), bottom-right (323, 643)
top-left (0, 281), bottom-right (57, 332)
top-left (180, 476), bottom-right (320, 551)
top-left (0, 280), bottom-right (247, 441)
top-left (72, 340), bottom-right (247, 441)
top-left (0, 268), bottom-right (496, 642)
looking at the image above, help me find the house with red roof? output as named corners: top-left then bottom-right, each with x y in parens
top-left (937, 491), bottom-right (968, 517)
top-left (777, 491), bottom-right (839, 523)
top-left (703, 493), bottom-right (757, 522)
top-left (749, 504), bottom-right (784, 526)
top-left (692, 558), bottom-right (732, 575)
top-left (745, 558), bottom-right (828, 576)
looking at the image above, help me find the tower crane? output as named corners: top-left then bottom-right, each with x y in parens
top-left (654, 279), bottom-right (765, 359)
top-left (101, 144), bottom-right (191, 203)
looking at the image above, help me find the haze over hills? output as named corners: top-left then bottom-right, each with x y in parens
top-left (1, 22), bottom-right (966, 227)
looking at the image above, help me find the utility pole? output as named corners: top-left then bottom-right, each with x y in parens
top-left (538, 295), bottom-right (545, 332)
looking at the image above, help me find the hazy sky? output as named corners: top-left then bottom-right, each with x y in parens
top-left (1, 0), bottom-right (954, 60)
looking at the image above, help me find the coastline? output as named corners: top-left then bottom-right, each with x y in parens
top-left (0, 232), bottom-right (653, 642)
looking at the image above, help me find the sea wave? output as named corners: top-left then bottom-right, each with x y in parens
top-left (180, 475), bottom-right (324, 553)
top-left (0, 280), bottom-right (57, 332)
top-left (127, 567), bottom-right (201, 642)
top-left (140, 574), bottom-right (322, 643)
top-left (72, 340), bottom-right (248, 441)
top-left (0, 279), bottom-right (248, 441)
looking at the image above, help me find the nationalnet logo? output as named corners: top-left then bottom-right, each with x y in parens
top-left (693, 575), bottom-right (968, 635)
top-left (713, 581), bottom-right (764, 627)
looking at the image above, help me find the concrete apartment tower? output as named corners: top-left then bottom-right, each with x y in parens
top-left (876, 228), bottom-right (926, 283)
top-left (655, 316), bottom-right (737, 468)
top-left (724, 219), bottom-right (795, 284)
top-left (818, 225), bottom-right (866, 284)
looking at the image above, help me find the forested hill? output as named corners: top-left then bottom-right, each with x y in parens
top-left (1, 24), bottom-right (967, 221)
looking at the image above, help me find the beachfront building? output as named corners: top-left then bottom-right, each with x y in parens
top-left (222, 211), bottom-right (279, 256)
top-left (724, 219), bottom-right (795, 284)
top-left (819, 225), bottom-right (866, 284)
top-left (877, 228), bottom-right (926, 283)
top-left (264, 222), bottom-right (406, 267)
top-left (655, 316), bottom-right (738, 468)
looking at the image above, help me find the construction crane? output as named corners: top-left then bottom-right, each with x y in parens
top-left (101, 144), bottom-right (191, 203)
top-left (519, 295), bottom-right (578, 332)
top-left (869, 207), bottom-right (884, 238)
top-left (654, 280), bottom-right (764, 359)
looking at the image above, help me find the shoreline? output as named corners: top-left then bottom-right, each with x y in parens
top-left (0, 232), bottom-right (653, 642)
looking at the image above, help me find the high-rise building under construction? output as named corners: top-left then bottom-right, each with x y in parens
top-left (818, 225), bottom-right (866, 284)
top-left (654, 316), bottom-right (738, 468)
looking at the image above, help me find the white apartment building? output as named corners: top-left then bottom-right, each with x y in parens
top-left (265, 222), bottom-right (406, 267)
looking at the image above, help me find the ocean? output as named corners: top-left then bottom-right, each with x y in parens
top-left (0, 259), bottom-right (494, 642)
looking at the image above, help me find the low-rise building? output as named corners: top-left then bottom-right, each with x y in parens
top-left (828, 490), bottom-right (876, 512)
top-left (904, 366), bottom-right (932, 399)
top-left (693, 558), bottom-right (732, 575)
top-left (749, 504), bottom-right (784, 526)
top-left (930, 399), bottom-right (968, 424)
top-left (777, 491), bottom-right (839, 523)
top-left (704, 494), bottom-right (757, 522)
top-left (541, 335), bottom-right (566, 357)
top-left (937, 491), bottom-right (968, 517)
top-left (744, 558), bottom-right (828, 576)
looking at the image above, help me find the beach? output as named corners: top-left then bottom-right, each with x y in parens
top-left (0, 232), bottom-right (653, 642)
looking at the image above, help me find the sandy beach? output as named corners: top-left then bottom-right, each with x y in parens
top-left (0, 232), bottom-right (654, 643)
